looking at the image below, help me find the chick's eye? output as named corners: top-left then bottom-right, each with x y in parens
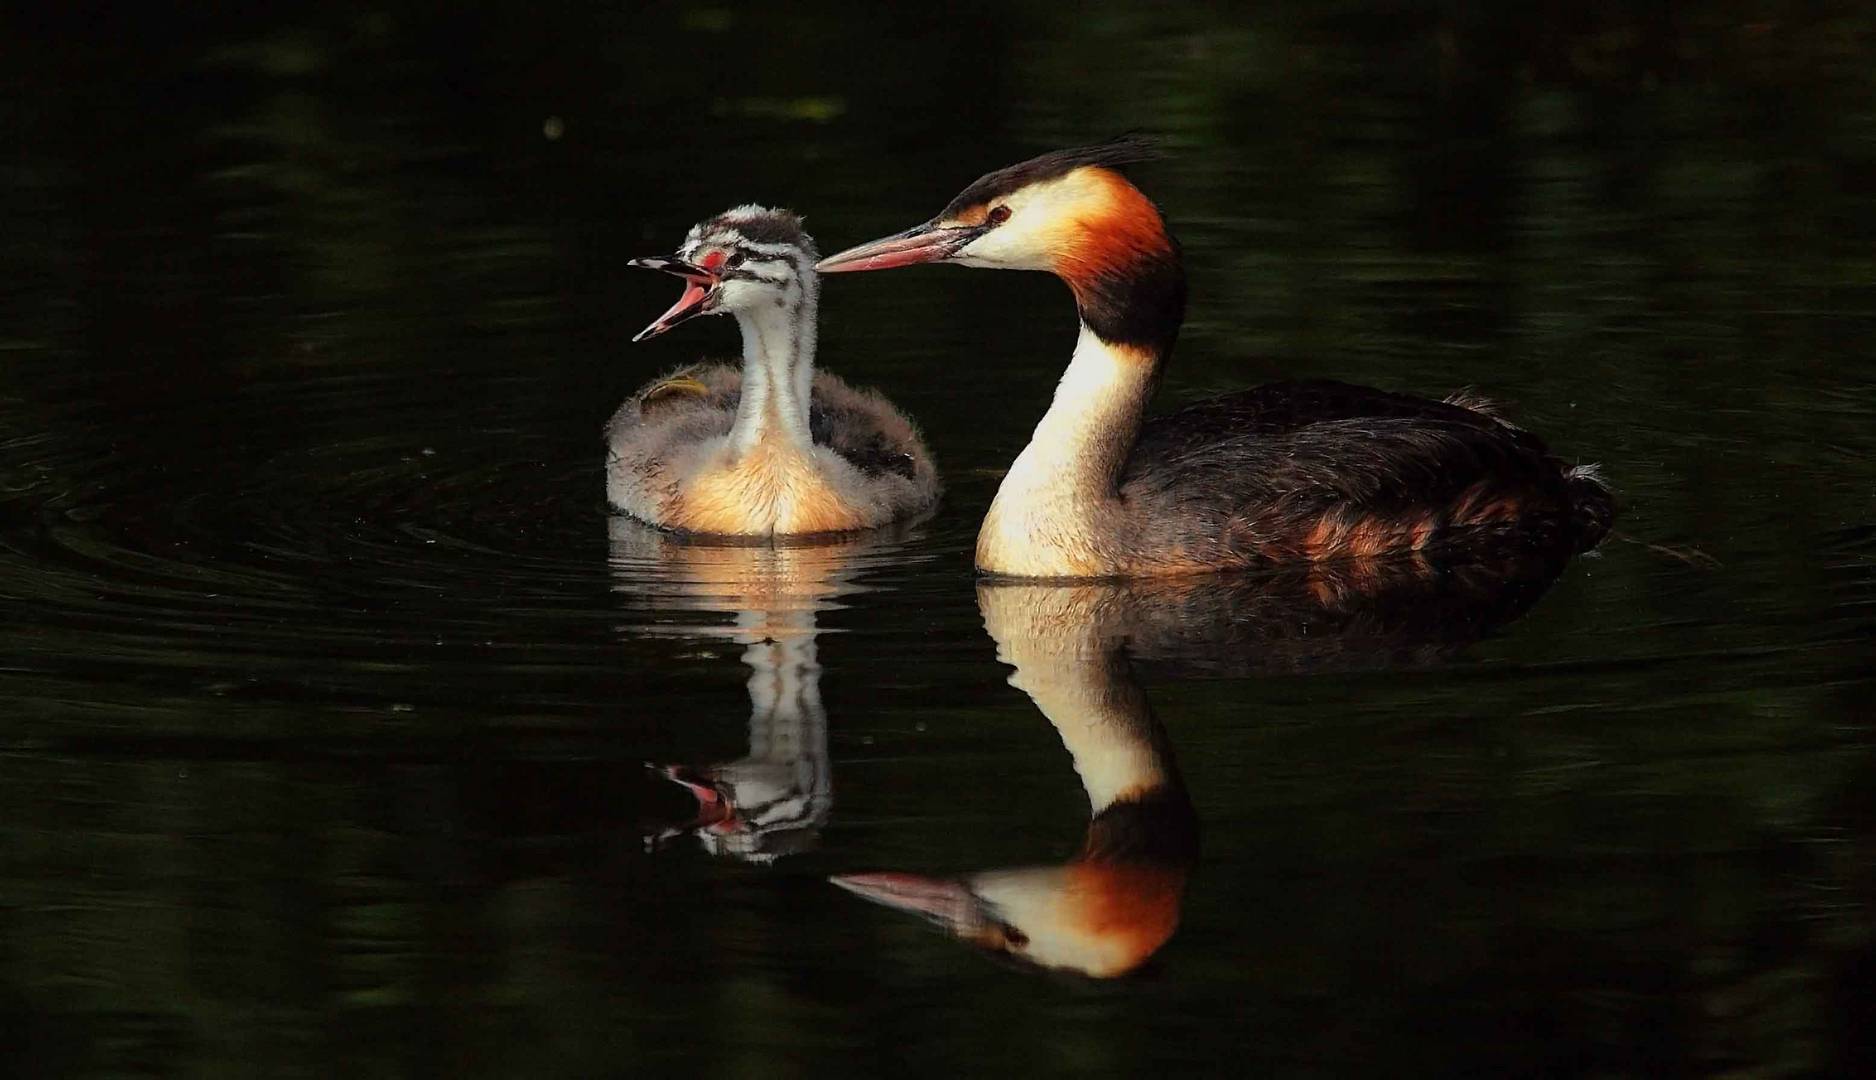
top-left (986, 206), bottom-right (1012, 227)
top-left (724, 252), bottom-right (745, 269)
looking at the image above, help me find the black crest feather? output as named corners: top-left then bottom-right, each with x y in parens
top-left (940, 135), bottom-right (1163, 218)
top-left (703, 206), bottom-right (811, 250)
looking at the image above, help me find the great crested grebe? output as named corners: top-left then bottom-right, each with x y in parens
top-left (608, 206), bottom-right (938, 536)
top-left (817, 140), bottom-right (1615, 577)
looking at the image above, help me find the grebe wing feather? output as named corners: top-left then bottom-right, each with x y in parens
top-left (1127, 379), bottom-right (1564, 501)
top-left (605, 362), bottom-right (933, 486)
top-left (1127, 414), bottom-right (1555, 507)
top-left (1120, 383), bottom-right (1579, 560)
top-left (807, 371), bottom-right (930, 481)
top-left (608, 362), bottom-right (743, 437)
top-left (1132, 379), bottom-right (1548, 463)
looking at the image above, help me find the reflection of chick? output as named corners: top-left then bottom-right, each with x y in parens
top-left (611, 517), bottom-right (905, 863)
top-left (834, 582), bottom-right (1199, 978)
top-left (660, 612), bottom-right (829, 863)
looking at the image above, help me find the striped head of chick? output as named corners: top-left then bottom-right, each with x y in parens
top-left (630, 205), bottom-right (819, 341)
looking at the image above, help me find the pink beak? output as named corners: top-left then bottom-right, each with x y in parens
top-left (660, 766), bottom-right (735, 829)
top-left (629, 255), bottom-right (720, 341)
top-left (829, 871), bottom-right (981, 931)
top-left (815, 222), bottom-right (978, 274)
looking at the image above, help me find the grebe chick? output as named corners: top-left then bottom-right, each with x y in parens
top-left (607, 206), bottom-right (938, 537)
top-left (818, 141), bottom-right (1615, 578)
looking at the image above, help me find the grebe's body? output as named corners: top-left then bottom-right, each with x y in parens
top-left (606, 361), bottom-right (933, 536)
top-left (976, 344), bottom-right (1612, 577)
top-left (608, 207), bottom-right (938, 537)
top-left (818, 143), bottom-right (1613, 577)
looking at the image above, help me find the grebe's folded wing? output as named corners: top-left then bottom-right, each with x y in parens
top-left (1119, 381), bottom-right (1592, 561)
top-left (806, 373), bottom-right (929, 482)
top-left (1132, 378), bottom-right (1548, 457)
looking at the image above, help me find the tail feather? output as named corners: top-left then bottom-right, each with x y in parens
top-left (1564, 463), bottom-right (1616, 552)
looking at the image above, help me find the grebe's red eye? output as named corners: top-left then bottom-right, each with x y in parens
top-left (986, 206), bottom-right (1012, 227)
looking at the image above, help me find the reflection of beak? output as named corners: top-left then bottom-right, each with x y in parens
top-left (629, 256), bottom-right (720, 341)
top-left (659, 765), bottom-right (735, 828)
top-left (815, 222), bottom-right (981, 274)
top-left (830, 871), bottom-right (983, 931)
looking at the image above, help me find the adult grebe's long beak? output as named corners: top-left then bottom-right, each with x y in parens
top-left (830, 871), bottom-right (983, 931)
top-left (815, 222), bottom-right (981, 274)
top-left (629, 255), bottom-right (720, 341)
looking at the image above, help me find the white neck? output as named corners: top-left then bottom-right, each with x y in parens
top-left (980, 585), bottom-right (1169, 814)
top-left (728, 287), bottom-right (817, 459)
top-left (1015, 653), bottom-right (1165, 816)
top-left (978, 325), bottom-right (1156, 575)
top-left (734, 606), bottom-right (824, 766)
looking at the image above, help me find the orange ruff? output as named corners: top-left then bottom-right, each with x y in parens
top-left (1052, 168), bottom-right (1176, 308)
top-left (1066, 860), bottom-right (1187, 972)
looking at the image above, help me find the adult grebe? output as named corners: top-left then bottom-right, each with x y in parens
top-left (608, 206), bottom-right (938, 536)
top-left (817, 141), bottom-right (1614, 577)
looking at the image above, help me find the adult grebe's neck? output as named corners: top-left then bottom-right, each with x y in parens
top-left (1009, 627), bottom-right (1170, 814)
top-left (975, 329), bottom-right (1162, 576)
top-left (1014, 325), bottom-right (1162, 493)
top-left (1045, 183), bottom-right (1185, 491)
top-left (976, 326), bottom-right (1174, 576)
top-left (977, 180), bottom-right (1184, 575)
top-left (977, 583), bottom-right (1182, 815)
top-left (727, 279), bottom-right (818, 460)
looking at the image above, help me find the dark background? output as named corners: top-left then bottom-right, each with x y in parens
top-left (2, 3), bottom-right (1873, 1075)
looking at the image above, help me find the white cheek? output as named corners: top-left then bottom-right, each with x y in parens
top-left (953, 243), bottom-right (1010, 268)
top-left (719, 280), bottom-right (795, 310)
top-left (956, 220), bottom-right (1055, 271)
top-left (957, 231), bottom-right (1011, 266)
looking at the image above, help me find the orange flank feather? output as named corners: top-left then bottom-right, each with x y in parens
top-left (1299, 479), bottom-right (1547, 562)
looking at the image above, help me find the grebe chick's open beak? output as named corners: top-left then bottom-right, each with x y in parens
top-left (815, 220), bottom-right (987, 274)
top-left (658, 764), bottom-right (735, 828)
top-left (628, 254), bottom-right (721, 341)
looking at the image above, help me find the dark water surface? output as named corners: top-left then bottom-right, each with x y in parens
top-left (4, 4), bottom-right (1874, 1075)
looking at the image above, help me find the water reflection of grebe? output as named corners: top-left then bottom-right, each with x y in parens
top-left (610, 517), bottom-right (901, 862)
top-left (817, 140), bottom-right (1614, 577)
top-left (833, 550), bottom-right (1572, 977)
top-left (609, 207), bottom-right (939, 537)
